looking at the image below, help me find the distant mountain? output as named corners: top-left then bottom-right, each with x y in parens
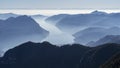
top-left (73, 27), bottom-right (105, 44)
top-left (0, 13), bottom-right (19, 20)
top-left (0, 15), bottom-right (49, 51)
top-left (91, 10), bottom-right (108, 15)
top-left (55, 11), bottom-right (108, 33)
top-left (73, 27), bottom-right (120, 45)
top-left (79, 43), bottom-right (120, 68)
top-left (87, 35), bottom-right (120, 46)
top-left (31, 14), bottom-right (47, 19)
top-left (42, 11), bottom-right (120, 34)
top-left (0, 41), bottom-right (90, 68)
top-left (100, 52), bottom-right (120, 68)
top-left (45, 14), bottom-right (69, 25)
top-left (93, 13), bottom-right (120, 27)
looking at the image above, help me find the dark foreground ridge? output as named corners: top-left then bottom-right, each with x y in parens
top-left (100, 52), bottom-right (120, 68)
top-left (0, 42), bottom-right (120, 68)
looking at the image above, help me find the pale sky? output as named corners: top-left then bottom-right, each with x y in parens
top-left (0, 0), bottom-right (120, 9)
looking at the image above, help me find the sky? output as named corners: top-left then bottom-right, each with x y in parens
top-left (0, 0), bottom-right (120, 9)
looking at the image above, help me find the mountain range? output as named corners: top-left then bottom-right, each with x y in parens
top-left (0, 13), bottom-right (19, 20)
top-left (100, 52), bottom-right (120, 68)
top-left (87, 35), bottom-right (120, 46)
top-left (45, 14), bottom-right (69, 25)
top-left (44, 11), bottom-right (120, 34)
top-left (79, 43), bottom-right (120, 68)
top-left (0, 15), bottom-right (49, 51)
top-left (0, 42), bottom-right (120, 68)
top-left (0, 11), bottom-right (120, 68)
top-left (73, 27), bottom-right (120, 45)
top-left (55, 11), bottom-right (109, 33)
top-left (0, 41), bottom-right (90, 68)
top-left (1, 11), bottom-right (120, 47)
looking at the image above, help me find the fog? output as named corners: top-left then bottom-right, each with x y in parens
top-left (1, 10), bottom-right (120, 16)
top-left (34, 17), bottom-right (74, 45)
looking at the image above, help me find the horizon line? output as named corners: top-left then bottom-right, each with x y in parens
top-left (0, 8), bottom-right (120, 10)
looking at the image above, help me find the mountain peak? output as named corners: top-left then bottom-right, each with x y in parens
top-left (0, 13), bottom-right (16, 15)
top-left (16, 15), bottom-right (30, 19)
top-left (91, 10), bottom-right (107, 15)
top-left (5, 15), bottom-right (33, 23)
top-left (104, 35), bottom-right (120, 39)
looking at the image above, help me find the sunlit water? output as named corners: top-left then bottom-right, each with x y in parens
top-left (34, 17), bottom-right (74, 45)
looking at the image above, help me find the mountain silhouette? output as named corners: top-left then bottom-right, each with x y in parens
top-left (31, 14), bottom-right (47, 19)
top-left (91, 10), bottom-right (108, 15)
top-left (0, 41), bottom-right (90, 68)
top-left (87, 35), bottom-right (120, 46)
top-left (0, 42), bottom-right (120, 68)
top-left (79, 43), bottom-right (120, 68)
top-left (73, 27), bottom-right (120, 45)
top-left (0, 13), bottom-right (19, 20)
top-left (0, 15), bottom-right (49, 51)
top-left (100, 52), bottom-right (120, 68)
top-left (55, 11), bottom-right (108, 33)
top-left (45, 14), bottom-right (69, 25)
top-left (94, 13), bottom-right (120, 27)
top-left (44, 11), bottom-right (120, 34)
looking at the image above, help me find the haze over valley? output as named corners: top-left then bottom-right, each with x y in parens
top-left (1, 10), bottom-right (120, 51)
top-left (1, 10), bottom-right (120, 68)
top-left (1, 0), bottom-right (120, 67)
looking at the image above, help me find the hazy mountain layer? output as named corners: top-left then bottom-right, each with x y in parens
top-left (87, 35), bottom-right (120, 46)
top-left (74, 27), bottom-right (120, 45)
top-left (0, 15), bottom-right (49, 51)
top-left (0, 13), bottom-right (19, 20)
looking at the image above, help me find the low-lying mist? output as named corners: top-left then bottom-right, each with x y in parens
top-left (34, 17), bottom-right (75, 45)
